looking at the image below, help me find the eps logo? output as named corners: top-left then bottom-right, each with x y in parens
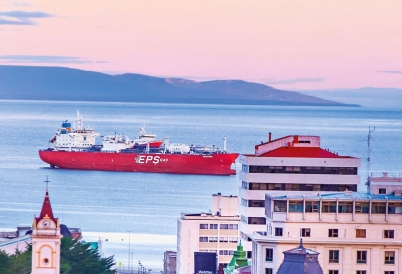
top-left (135, 155), bottom-right (168, 164)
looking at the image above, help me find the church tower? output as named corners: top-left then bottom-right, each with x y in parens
top-left (31, 187), bottom-right (62, 274)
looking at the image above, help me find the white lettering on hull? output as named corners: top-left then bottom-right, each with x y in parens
top-left (135, 155), bottom-right (168, 164)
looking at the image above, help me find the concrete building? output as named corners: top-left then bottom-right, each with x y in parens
top-left (164, 251), bottom-right (177, 274)
top-left (177, 193), bottom-right (240, 274)
top-left (238, 134), bottom-right (361, 257)
top-left (251, 180), bottom-right (402, 274)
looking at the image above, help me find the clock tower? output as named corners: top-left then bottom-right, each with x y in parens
top-left (31, 187), bottom-right (62, 274)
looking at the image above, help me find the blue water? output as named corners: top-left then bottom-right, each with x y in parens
top-left (1, 100), bottom-right (402, 271)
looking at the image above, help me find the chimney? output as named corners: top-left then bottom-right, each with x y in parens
top-left (268, 132), bottom-right (272, 142)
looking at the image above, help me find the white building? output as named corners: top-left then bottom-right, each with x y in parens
top-left (177, 193), bottom-right (240, 274)
top-left (238, 134), bottom-right (361, 257)
top-left (251, 186), bottom-right (402, 274)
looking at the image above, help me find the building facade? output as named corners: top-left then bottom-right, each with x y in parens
top-left (251, 189), bottom-right (402, 274)
top-left (177, 193), bottom-right (240, 274)
top-left (238, 134), bottom-right (361, 257)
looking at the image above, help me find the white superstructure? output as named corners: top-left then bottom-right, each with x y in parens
top-left (238, 134), bottom-right (361, 258)
top-left (49, 111), bottom-right (99, 151)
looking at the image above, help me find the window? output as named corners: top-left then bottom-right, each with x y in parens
top-left (229, 237), bottom-right (238, 243)
top-left (329, 229), bottom-right (338, 238)
top-left (289, 201), bottom-right (303, 212)
top-left (266, 248), bottom-right (273, 261)
top-left (384, 230), bottom-right (394, 239)
top-left (274, 201), bottom-right (286, 212)
top-left (385, 251), bottom-right (395, 264)
top-left (199, 237), bottom-right (208, 242)
top-left (322, 202), bottom-right (337, 213)
top-left (249, 200), bottom-right (265, 207)
top-left (356, 229), bottom-right (366, 238)
top-left (265, 268), bottom-right (273, 274)
top-left (338, 201), bottom-right (353, 213)
top-left (208, 237), bottom-right (218, 243)
top-left (305, 201), bottom-right (320, 212)
top-left (199, 224), bottom-right (208, 229)
top-left (356, 271), bottom-right (366, 274)
top-left (220, 224), bottom-right (228, 229)
top-left (219, 237), bottom-right (228, 243)
top-left (219, 250), bottom-right (229, 255)
top-left (379, 188), bottom-right (386, 194)
top-left (301, 228), bottom-right (311, 237)
top-left (385, 271), bottom-right (395, 274)
top-left (248, 217), bottom-right (266, 225)
top-left (329, 271), bottom-right (339, 274)
top-left (275, 227), bottom-right (283, 236)
top-left (372, 202), bottom-right (386, 214)
top-left (355, 202), bottom-right (370, 213)
top-left (357, 251), bottom-right (367, 264)
top-left (329, 250), bottom-right (339, 263)
top-left (228, 224), bottom-right (238, 230)
top-left (388, 202), bottom-right (402, 214)
top-left (209, 224), bottom-right (218, 229)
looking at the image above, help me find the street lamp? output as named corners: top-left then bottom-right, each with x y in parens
top-left (127, 231), bottom-right (132, 273)
top-left (138, 261), bottom-right (141, 274)
top-left (131, 252), bottom-right (134, 274)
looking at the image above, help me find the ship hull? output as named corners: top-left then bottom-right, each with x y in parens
top-left (39, 150), bottom-right (239, 175)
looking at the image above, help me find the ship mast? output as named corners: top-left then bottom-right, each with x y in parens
top-left (76, 110), bottom-right (83, 130)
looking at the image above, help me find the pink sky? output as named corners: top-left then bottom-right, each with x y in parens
top-left (0, 0), bottom-right (401, 90)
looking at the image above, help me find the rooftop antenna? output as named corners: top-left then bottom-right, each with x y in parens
top-left (366, 126), bottom-right (375, 189)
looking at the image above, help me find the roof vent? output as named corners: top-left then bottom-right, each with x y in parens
top-left (344, 189), bottom-right (353, 196)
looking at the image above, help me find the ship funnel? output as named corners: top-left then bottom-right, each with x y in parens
top-left (223, 136), bottom-right (227, 152)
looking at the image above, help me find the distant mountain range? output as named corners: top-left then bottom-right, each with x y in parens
top-left (0, 65), bottom-right (359, 107)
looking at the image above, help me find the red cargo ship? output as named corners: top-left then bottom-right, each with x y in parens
top-left (39, 111), bottom-right (238, 175)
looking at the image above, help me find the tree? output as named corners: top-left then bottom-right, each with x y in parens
top-left (1, 237), bottom-right (116, 273)
top-left (60, 237), bottom-right (115, 274)
top-left (0, 250), bottom-right (11, 273)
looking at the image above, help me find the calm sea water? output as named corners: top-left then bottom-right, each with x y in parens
top-left (1, 100), bottom-right (402, 271)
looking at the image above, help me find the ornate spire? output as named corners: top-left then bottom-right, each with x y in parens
top-left (299, 238), bottom-right (304, 249)
top-left (36, 179), bottom-right (56, 223)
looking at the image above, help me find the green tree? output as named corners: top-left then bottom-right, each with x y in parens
top-left (0, 250), bottom-right (11, 273)
top-left (1, 237), bottom-right (116, 274)
top-left (60, 237), bottom-right (115, 274)
top-left (6, 245), bottom-right (32, 274)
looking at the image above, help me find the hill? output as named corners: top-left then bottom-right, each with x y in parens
top-left (0, 65), bottom-right (359, 106)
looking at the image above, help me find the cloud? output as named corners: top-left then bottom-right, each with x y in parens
top-left (0, 55), bottom-right (102, 64)
top-left (0, 10), bottom-right (52, 25)
top-left (12, 1), bottom-right (31, 7)
top-left (376, 70), bottom-right (402, 74)
top-left (262, 77), bottom-right (325, 85)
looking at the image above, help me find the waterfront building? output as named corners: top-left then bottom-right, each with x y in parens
top-left (238, 134), bottom-right (361, 257)
top-left (251, 177), bottom-right (402, 274)
top-left (176, 193), bottom-right (240, 274)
